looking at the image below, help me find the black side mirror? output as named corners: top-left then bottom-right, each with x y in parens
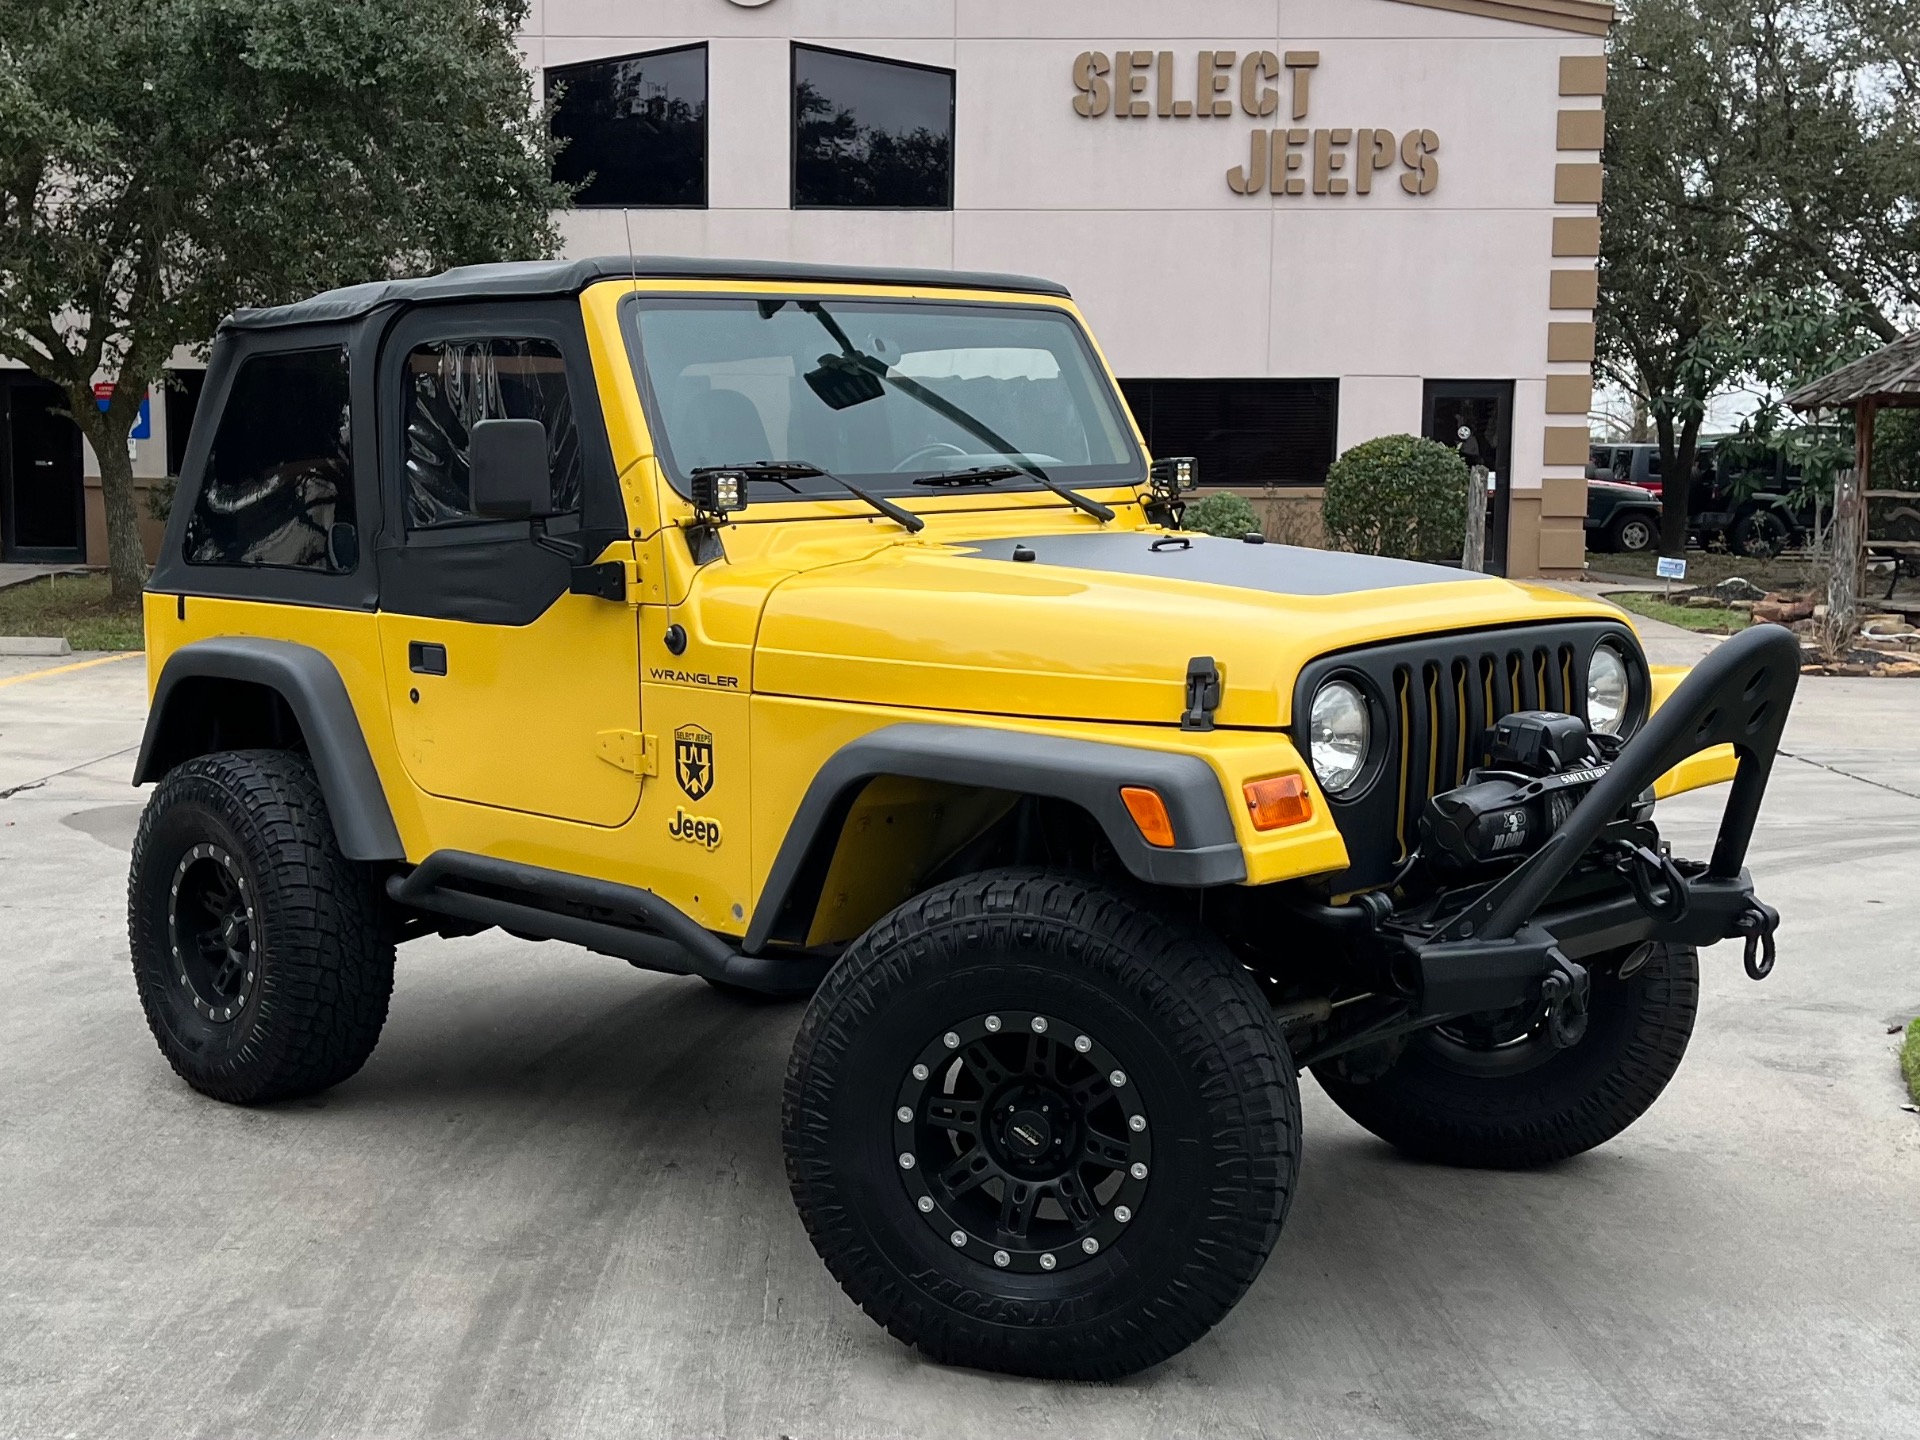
top-left (469, 417), bottom-right (553, 519)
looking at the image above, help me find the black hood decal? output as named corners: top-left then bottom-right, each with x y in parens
top-left (958, 533), bottom-right (1470, 596)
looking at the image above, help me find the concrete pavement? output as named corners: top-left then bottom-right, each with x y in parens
top-left (1, 634), bottom-right (1916, 1439)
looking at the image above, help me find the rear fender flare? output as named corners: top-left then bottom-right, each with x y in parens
top-left (134, 637), bottom-right (404, 861)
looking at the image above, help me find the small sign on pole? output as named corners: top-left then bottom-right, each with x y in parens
top-left (1656, 554), bottom-right (1686, 602)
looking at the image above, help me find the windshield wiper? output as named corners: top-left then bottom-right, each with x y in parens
top-left (797, 303), bottom-right (1116, 523)
top-left (909, 465), bottom-right (1027, 488)
top-left (689, 460), bottom-right (924, 534)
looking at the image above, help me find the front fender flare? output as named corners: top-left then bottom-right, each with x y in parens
top-left (134, 637), bottom-right (404, 861)
top-left (743, 723), bottom-right (1246, 954)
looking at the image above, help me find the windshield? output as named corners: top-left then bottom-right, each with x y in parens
top-left (622, 296), bottom-right (1144, 498)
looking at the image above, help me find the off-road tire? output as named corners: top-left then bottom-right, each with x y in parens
top-left (1731, 508), bottom-right (1790, 559)
top-left (783, 869), bottom-right (1299, 1380)
top-left (1314, 942), bottom-right (1698, 1168)
top-left (128, 750), bottom-right (395, 1104)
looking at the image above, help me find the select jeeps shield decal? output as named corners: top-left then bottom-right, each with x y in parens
top-left (674, 724), bottom-right (715, 800)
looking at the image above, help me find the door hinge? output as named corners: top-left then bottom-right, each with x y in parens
top-left (597, 729), bottom-right (657, 777)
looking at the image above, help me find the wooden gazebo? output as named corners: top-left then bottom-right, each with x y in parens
top-left (1785, 329), bottom-right (1920, 487)
top-left (1785, 331), bottom-right (1920, 640)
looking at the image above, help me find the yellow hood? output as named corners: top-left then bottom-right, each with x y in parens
top-left (751, 530), bottom-right (1616, 728)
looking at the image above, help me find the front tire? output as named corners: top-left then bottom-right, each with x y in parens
top-left (1314, 942), bottom-right (1698, 1168)
top-left (783, 871), bottom-right (1299, 1380)
top-left (1607, 511), bottom-right (1657, 553)
top-left (128, 750), bottom-right (395, 1105)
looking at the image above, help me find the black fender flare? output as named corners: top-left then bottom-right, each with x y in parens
top-left (134, 637), bottom-right (405, 861)
top-left (742, 723), bottom-right (1246, 954)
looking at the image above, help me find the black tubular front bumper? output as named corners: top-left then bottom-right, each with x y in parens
top-left (1393, 622), bottom-right (1801, 1018)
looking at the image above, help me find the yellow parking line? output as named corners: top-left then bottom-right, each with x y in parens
top-left (0, 651), bottom-right (144, 689)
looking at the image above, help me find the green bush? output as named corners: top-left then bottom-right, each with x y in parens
top-left (1902, 1016), bottom-right (1920, 1106)
top-left (1321, 434), bottom-right (1470, 561)
top-left (1181, 492), bottom-right (1260, 538)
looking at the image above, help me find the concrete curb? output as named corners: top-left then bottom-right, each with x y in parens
top-left (0, 636), bottom-right (73, 657)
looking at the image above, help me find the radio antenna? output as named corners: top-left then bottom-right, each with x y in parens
top-left (622, 207), bottom-right (639, 292)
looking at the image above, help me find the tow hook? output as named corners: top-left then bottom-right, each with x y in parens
top-left (1541, 951), bottom-right (1591, 1049)
top-left (1734, 900), bottom-right (1781, 981)
top-left (1607, 839), bottom-right (1691, 924)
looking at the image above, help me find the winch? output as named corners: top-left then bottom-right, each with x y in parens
top-left (1421, 710), bottom-right (1649, 874)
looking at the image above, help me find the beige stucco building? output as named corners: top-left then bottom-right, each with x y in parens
top-left (1, 0), bottom-right (1612, 579)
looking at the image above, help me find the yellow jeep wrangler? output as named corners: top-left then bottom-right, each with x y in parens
top-left (129, 258), bottom-right (1797, 1380)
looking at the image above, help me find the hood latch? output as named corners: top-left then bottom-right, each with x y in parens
top-left (1181, 656), bottom-right (1221, 732)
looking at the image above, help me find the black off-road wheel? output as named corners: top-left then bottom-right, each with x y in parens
top-left (128, 750), bottom-right (395, 1105)
top-left (782, 870), bottom-right (1299, 1381)
top-left (1314, 942), bottom-right (1698, 1168)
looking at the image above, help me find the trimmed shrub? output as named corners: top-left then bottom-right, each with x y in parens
top-left (1181, 491), bottom-right (1260, 538)
top-left (1321, 434), bottom-right (1469, 561)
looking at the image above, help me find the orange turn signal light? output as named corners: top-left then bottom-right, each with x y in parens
top-left (1244, 773), bottom-right (1312, 831)
top-left (1119, 786), bottom-right (1177, 848)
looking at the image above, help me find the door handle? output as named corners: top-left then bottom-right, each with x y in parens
top-left (408, 641), bottom-right (448, 676)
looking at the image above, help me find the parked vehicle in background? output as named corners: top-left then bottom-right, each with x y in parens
top-left (1586, 441), bottom-right (1803, 557)
top-left (1588, 443), bottom-right (1665, 497)
top-left (1585, 479), bottom-right (1661, 553)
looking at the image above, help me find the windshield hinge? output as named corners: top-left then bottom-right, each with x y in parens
top-left (1181, 656), bottom-right (1221, 732)
top-left (596, 729), bottom-right (657, 778)
top-left (570, 559), bottom-right (643, 603)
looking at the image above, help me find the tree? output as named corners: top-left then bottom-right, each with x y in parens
top-left (1597, 0), bottom-right (1920, 557)
top-left (0, 0), bottom-right (568, 600)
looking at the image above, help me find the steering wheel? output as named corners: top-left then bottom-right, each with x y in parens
top-left (891, 441), bottom-right (971, 473)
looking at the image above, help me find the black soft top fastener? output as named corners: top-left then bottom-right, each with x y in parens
top-left (222, 256), bottom-right (1073, 333)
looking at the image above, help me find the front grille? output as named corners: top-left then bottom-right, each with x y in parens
top-left (1290, 620), bottom-right (1643, 890)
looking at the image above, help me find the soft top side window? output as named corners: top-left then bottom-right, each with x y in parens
top-left (184, 346), bottom-right (354, 570)
top-left (402, 338), bottom-right (583, 530)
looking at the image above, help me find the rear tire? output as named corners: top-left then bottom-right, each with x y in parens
top-left (128, 750), bottom-right (395, 1105)
top-left (1731, 509), bottom-right (1789, 559)
top-left (1313, 942), bottom-right (1697, 1168)
top-left (783, 870), bottom-right (1299, 1380)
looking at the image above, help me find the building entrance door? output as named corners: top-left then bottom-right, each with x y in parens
top-left (1, 376), bottom-right (85, 562)
top-left (1424, 380), bottom-right (1513, 577)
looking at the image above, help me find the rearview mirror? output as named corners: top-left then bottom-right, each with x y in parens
top-left (804, 353), bottom-right (886, 411)
top-left (469, 417), bottom-right (553, 519)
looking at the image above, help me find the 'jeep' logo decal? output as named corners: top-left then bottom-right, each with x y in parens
top-left (674, 724), bottom-right (714, 800)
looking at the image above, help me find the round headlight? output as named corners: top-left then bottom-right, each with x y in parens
top-left (1309, 680), bottom-right (1371, 795)
top-left (1587, 643), bottom-right (1631, 735)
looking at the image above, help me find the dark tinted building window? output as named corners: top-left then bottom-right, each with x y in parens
top-left (793, 45), bottom-right (953, 208)
top-left (401, 339), bottom-right (582, 529)
top-left (163, 368), bottom-right (205, 477)
top-left (549, 44), bottom-right (707, 207)
top-left (1118, 379), bottom-right (1339, 488)
top-left (185, 348), bottom-right (353, 570)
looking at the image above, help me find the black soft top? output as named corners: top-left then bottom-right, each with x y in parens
top-left (222, 255), bottom-right (1073, 333)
